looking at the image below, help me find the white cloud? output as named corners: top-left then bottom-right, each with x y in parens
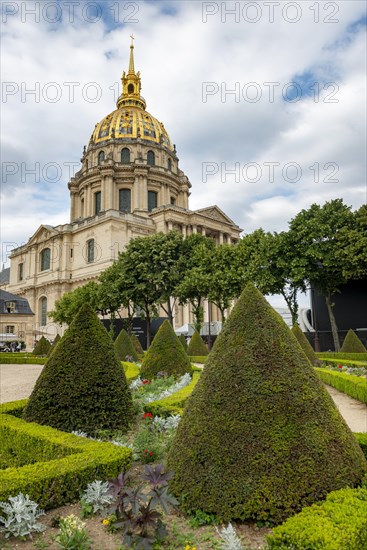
top-left (1, 1), bottom-right (366, 314)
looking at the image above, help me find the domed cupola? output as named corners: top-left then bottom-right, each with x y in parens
top-left (89, 36), bottom-right (173, 151)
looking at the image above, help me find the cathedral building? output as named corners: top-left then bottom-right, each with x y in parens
top-left (1, 40), bottom-right (241, 348)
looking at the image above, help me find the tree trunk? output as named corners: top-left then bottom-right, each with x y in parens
top-left (325, 293), bottom-right (340, 351)
top-left (281, 288), bottom-right (298, 326)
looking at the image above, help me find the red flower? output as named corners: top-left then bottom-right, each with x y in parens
top-left (338, 364), bottom-right (343, 369)
top-left (142, 379), bottom-right (151, 385)
top-left (143, 412), bottom-right (153, 419)
top-left (149, 452), bottom-right (153, 456)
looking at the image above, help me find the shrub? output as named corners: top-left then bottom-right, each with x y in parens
top-left (267, 487), bottom-right (367, 549)
top-left (167, 283), bottom-right (367, 523)
top-left (341, 329), bottom-right (367, 353)
top-left (354, 433), bottom-right (367, 459)
top-left (24, 304), bottom-right (134, 434)
top-left (0, 493), bottom-right (45, 539)
top-left (114, 329), bottom-right (139, 362)
top-left (80, 480), bottom-right (114, 516)
top-left (320, 358), bottom-right (367, 368)
top-left (0, 356), bottom-right (46, 365)
top-left (291, 324), bottom-right (318, 365)
top-left (315, 368), bottom-right (367, 404)
top-left (47, 333), bottom-right (61, 357)
top-left (32, 336), bottom-right (51, 356)
top-left (122, 361), bottom-right (140, 382)
top-left (0, 401), bottom-right (132, 510)
top-left (141, 320), bottom-right (192, 379)
top-left (187, 331), bottom-right (208, 356)
top-left (179, 334), bottom-right (188, 351)
top-left (131, 332), bottom-right (144, 354)
top-left (316, 352), bottom-right (367, 361)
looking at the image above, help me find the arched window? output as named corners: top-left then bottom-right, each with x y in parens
top-left (147, 150), bottom-right (155, 166)
top-left (121, 148), bottom-right (131, 164)
top-left (40, 248), bottom-right (51, 271)
top-left (148, 191), bottom-right (157, 212)
top-left (87, 239), bottom-right (95, 263)
top-left (98, 151), bottom-right (105, 165)
top-left (168, 158), bottom-right (172, 171)
top-left (119, 189), bottom-right (131, 213)
top-left (128, 84), bottom-right (134, 94)
top-left (39, 297), bottom-right (47, 326)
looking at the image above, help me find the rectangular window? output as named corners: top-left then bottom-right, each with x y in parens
top-left (148, 191), bottom-right (157, 212)
top-left (18, 263), bottom-right (24, 281)
top-left (170, 197), bottom-right (176, 205)
top-left (119, 189), bottom-right (131, 213)
top-left (94, 191), bottom-right (101, 215)
top-left (6, 325), bottom-right (15, 334)
top-left (40, 248), bottom-right (51, 271)
top-left (87, 240), bottom-right (95, 263)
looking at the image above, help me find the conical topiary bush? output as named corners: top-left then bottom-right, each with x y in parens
top-left (32, 336), bottom-right (51, 356)
top-left (187, 331), bottom-right (208, 356)
top-left (24, 304), bottom-right (133, 434)
top-left (140, 320), bottom-right (192, 379)
top-left (179, 334), bottom-right (188, 352)
top-left (115, 328), bottom-right (139, 362)
top-left (47, 333), bottom-right (61, 357)
top-left (168, 284), bottom-right (367, 523)
top-left (341, 329), bottom-right (367, 353)
top-left (131, 332), bottom-right (144, 355)
top-left (291, 324), bottom-right (318, 365)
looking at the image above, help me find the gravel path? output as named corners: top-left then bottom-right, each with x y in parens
top-left (0, 365), bottom-right (366, 433)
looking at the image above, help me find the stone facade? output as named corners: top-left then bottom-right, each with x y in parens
top-left (1, 41), bottom-right (242, 344)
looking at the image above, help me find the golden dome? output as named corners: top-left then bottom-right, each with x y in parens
top-left (90, 37), bottom-right (174, 151)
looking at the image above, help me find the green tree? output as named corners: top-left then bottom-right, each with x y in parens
top-left (49, 281), bottom-right (102, 325)
top-left (168, 284), bottom-right (367, 523)
top-left (24, 304), bottom-right (133, 434)
top-left (287, 199), bottom-right (356, 351)
top-left (140, 320), bottom-right (192, 379)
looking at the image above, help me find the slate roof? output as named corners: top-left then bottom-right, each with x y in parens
top-left (0, 289), bottom-right (34, 315)
top-left (0, 267), bottom-right (10, 285)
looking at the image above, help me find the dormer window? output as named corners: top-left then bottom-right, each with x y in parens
top-left (6, 301), bottom-right (16, 313)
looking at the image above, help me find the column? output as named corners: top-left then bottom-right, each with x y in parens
top-left (192, 225), bottom-right (197, 234)
top-left (168, 221), bottom-right (173, 231)
top-left (202, 227), bottom-right (206, 236)
top-left (182, 225), bottom-right (187, 238)
top-left (133, 175), bottom-right (140, 211)
top-left (219, 232), bottom-right (224, 244)
top-left (104, 175), bottom-right (114, 211)
top-left (227, 234), bottom-right (232, 244)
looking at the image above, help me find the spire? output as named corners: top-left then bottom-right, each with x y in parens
top-left (117, 36), bottom-right (146, 110)
top-left (128, 34), bottom-right (135, 74)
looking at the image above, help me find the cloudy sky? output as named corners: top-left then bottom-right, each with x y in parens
top-left (1, 0), bottom-right (366, 309)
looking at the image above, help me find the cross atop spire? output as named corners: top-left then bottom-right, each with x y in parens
top-left (128, 34), bottom-right (135, 74)
top-left (117, 36), bottom-right (146, 110)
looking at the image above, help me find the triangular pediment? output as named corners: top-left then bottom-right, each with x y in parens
top-left (194, 206), bottom-right (237, 226)
top-left (27, 225), bottom-right (59, 246)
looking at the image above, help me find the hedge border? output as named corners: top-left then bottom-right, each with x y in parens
top-left (319, 357), bottom-right (367, 368)
top-left (267, 487), bottom-right (367, 549)
top-left (315, 368), bottom-right (367, 404)
top-left (189, 356), bottom-right (208, 364)
top-left (143, 372), bottom-right (201, 417)
top-left (0, 400), bottom-right (132, 509)
top-left (0, 356), bottom-right (46, 365)
top-left (316, 352), bottom-right (367, 361)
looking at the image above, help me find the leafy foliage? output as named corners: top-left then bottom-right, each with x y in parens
top-left (81, 480), bottom-right (114, 516)
top-left (0, 493), bottom-right (45, 539)
top-left (341, 329), bottom-right (367, 353)
top-left (217, 523), bottom-right (244, 550)
top-left (109, 464), bottom-right (178, 549)
top-left (24, 304), bottom-right (134, 434)
top-left (115, 328), bottom-right (139, 362)
top-left (32, 336), bottom-right (51, 356)
top-left (56, 514), bottom-right (91, 550)
top-left (141, 320), bottom-right (192, 379)
top-left (291, 324), bottom-right (318, 365)
top-left (187, 331), bottom-right (208, 356)
top-left (168, 283), bottom-right (367, 523)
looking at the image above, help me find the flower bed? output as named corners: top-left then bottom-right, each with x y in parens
top-left (267, 486), bottom-right (367, 549)
top-left (143, 372), bottom-right (201, 417)
top-left (315, 368), bottom-right (367, 404)
top-left (0, 400), bottom-right (132, 509)
top-left (320, 357), bottom-right (367, 368)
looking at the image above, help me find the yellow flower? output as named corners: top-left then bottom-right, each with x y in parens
top-left (102, 519), bottom-right (110, 526)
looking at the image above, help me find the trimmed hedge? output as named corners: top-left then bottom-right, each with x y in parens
top-left (187, 331), bottom-right (208, 356)
top-left (47, 333), bottom-right (61, 357)
top-left (341, 329), bottom-right (367, 353)
top-left (168, 283), bottom-right (367, 523)
top-left (316, 352), bottom-right (367, 361)
top-left (32, 336), bottom-right (51, 356)
top-left (0, 400), bottom-right (132, 509)
top-left (24, 304), bottom-right (133, 434)
top-left (0, 356), bottom-right (46, 365)
top-left (291, 324), bottom-right (318, 365)
top-left (315, 368), bottom-right (367, 404)
top-left (189, 356), bottom-right (208, 364)
top-left (178, 334), bottom-right (188, 351)
top-left (354, 433), bottom-right (367, 459)
top-left (114, 329), bottom-right (138, 362)
top-left (267, 487), bottom-right (367, 549)
top-left (131, 333), bottom-right (144, 355)
top-left (122, 361), bottom-right (140, 382)
top-left (143, 372), bottom-right (201, 417)
top-left (141, 320), bottom-right (192, 379)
